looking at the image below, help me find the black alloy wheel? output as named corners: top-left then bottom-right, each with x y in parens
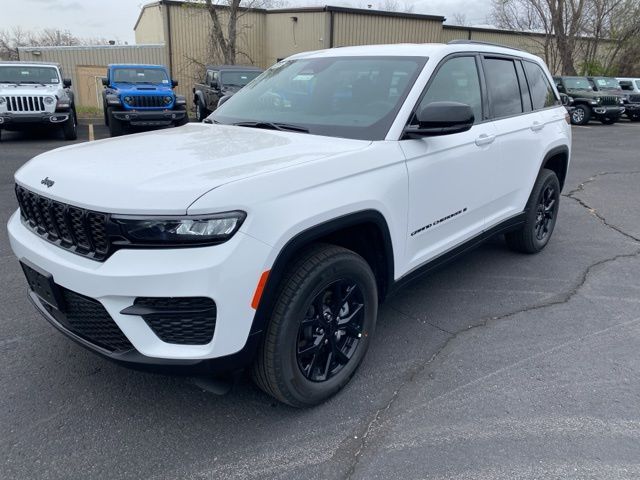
top-left (296, 279), bottom-right (365, 382)
top-left (534, 184), bottom-right (556, 242)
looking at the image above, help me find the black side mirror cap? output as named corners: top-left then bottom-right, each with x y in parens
top-left (101, 77), bottom-right (108, 86)
top-left (172, 79), bottom-right (179, 87)
top-left (63, 78), bottom-right (72, 88)
top-left (404, 101), bottom-right (475, 138)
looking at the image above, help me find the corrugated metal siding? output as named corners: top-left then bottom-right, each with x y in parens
top-left (333, 12), bottom-right (442, 46)
top-left (18, 45), bottom-right (168, 106)
top-left (135, 4), bottom-right (165, 44)
top-left (265, 12), bottom-right (328, 66)
top-left (167, 4), bottom-right (266, 98)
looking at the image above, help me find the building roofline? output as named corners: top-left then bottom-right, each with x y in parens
top-left (443, 24), bottom-right (546, 38)
top-left (18, 44), bottom-right (165, 52)
top-left (268, 5), bottom-right (445, 22)
top-left (133, 2), bottom-right (161, 32)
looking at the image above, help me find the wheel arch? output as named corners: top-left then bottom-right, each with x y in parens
top-left (249, 210), bottom-right (395, 337)
top-left (540, 145), bottom-right (570, 190)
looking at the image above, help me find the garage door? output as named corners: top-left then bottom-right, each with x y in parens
top-left (76, 65), bottom-right (107, 109)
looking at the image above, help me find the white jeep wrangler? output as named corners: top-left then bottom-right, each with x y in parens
top-left (8, 42), bottom-right (570, 406)
top-left (0, 61), bottom-right (77, 141)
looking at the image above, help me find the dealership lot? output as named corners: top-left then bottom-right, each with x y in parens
top-left (1, 123), bottom-right (640, 479)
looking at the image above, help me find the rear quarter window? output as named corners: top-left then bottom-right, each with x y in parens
top-left (523, 61), bottom-right (559, 109)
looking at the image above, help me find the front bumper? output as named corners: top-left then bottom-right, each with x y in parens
top-left (0, 111), bottom-right (69, 126)
top-left (112, 108), bottom-right (186, 126)
top-left (592, 106), bottom-right (625, 118)
top-left (624, 103), bottom-right (640, 117)
top-left (8, 210), bottom-right (272, 367)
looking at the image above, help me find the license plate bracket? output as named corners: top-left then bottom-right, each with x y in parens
top-left (20, 260), bottom-right (65, 312)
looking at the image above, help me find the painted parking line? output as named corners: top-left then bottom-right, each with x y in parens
top-left (88, 124), bottom-right (95, 141)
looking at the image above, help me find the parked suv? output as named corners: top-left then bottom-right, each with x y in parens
top-left (0, 61), bottom-right (77, 141)
top-left (102, 63), bottom-right (188, 136)
top-left (193, 65), bottom-right (263, 121)
top-left (9, 43), bottom-right (570, 407)
top-left (554, 75), bottom-right (625, 124)
top-left (617, 77), bottom-right (640, 121)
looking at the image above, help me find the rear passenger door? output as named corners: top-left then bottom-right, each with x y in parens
top-left (481, 56), bottom-right (556, 227)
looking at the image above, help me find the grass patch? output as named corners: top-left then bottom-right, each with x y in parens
top-left (76, 106), bottom-right (103, 119)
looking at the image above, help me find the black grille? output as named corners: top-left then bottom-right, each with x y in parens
top-left (630, 94), bottom-right (640, 103)
top-left (15, 185), bottom-right (110, 261)
top-left (44, 287), bottom-right (134, 353)
top-left (128, 95), bottom-right (168, 108)
top-left (600, 96), bottom-right (619, 106)
top-left (132, 297), bottom-right (217, 345)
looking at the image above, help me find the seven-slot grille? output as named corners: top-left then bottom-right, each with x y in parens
top-left (629, 94), bottom-right (640, 103)
top-left (5, 95), bottom-right (48, 112)
top-left (15, 185), bottom-right (110, 260)
top-left (127, 95), bottom-right (168, 108)
top-left (600, 96), bottom-right (619, 106)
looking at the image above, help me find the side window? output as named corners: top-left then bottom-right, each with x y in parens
top-left (206, 70), bottom-right (214, 85)
top-left (417, 56), bottom-right (483, 124)
top-left (484, 57), bottom-right (522, 118)
top-left (523, 61), bottom-right (559, 109)
top-left (515, 61), bottom-right (533, 112)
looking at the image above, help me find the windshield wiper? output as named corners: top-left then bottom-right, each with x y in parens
top-left (233, 121), bottom-right (309, 133)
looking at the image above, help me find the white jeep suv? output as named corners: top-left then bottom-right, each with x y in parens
top-left (8, 42), bottom-right (570, 407)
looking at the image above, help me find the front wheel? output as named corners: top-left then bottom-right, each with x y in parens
top-left (505, 168), bottom-right (560, 254)
top-left (570, 105), bottom-right (590, 125)
top-left (175, 106), bottom-right (189, 126)
top-left (61, 110), bottom-right (77, 140)
top-left (252, 244), bottom-right (378, 407)
top-left (195, 101), bottom-right (210, 122)
top-left (107, 107), bottom-right (124, 137)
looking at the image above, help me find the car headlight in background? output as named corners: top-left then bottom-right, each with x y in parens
top-left (0, 96), bottom-right (5, 105)
top-left (43, 96), bottom-right (55, 105)
top-left (124, 96), bottom-right (133, 105)
top-left (163, 96), bottom-right (173, 105)
top-left (113, 211), bottom-right (246, 245)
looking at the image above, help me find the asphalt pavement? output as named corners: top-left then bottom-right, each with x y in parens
top-left (1, 121), bottom-right (640, 479)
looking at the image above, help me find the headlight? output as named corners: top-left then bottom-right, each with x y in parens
top-left (0, 96), bottom-right (5, 105)
top-left (163, 96), bottom-right (173, 105)
top-left (594, 97), bottom-right (601, 103)
top-left (175, 95), bottom-right (186, 105)
top-left (113, 211), bottom-right (246, 245)
top-left (106, 94), bottom-right (121, 106)
top-left (124, 96), bottom-right (133, 104)
top-left (44, 96), bottom-right (55, 105)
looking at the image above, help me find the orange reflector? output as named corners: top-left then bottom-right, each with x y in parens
top-left (251, 270), bottom-right (270, 310)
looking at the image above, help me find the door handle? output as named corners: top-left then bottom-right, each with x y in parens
top-left (475, 134), bottom-right (495, 146)
top-left (531, 121), bottom-right (545, 132)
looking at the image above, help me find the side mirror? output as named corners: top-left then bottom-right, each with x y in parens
top-left (560, 93), bottom-right (572, 106)
top-left (217, 94), bottom-right (232, 108)
top-left (101, 77), bottom-right (108, 86)
top-left (172, 79), bottom-right (178, 88)
top-left (63, 78), bottom-right (72, 88)
top-left (404, 101), bottom-right (474, 138)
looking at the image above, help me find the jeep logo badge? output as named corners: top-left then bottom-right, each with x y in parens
top-left (41, 177), bottom-right (55, 188)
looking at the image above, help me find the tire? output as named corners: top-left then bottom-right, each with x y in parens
top-left (506, 169), bottom-right (561, 254)
top-left (252, 244), bottom-right (378, 407)
top-left (570, 105), bottom-right (590, 125)
top-left (103, 105), bottom-right (109, 126)
top-left (175, 106), bottom-right (189, 126)
top-left (195, 101), bottom-right (209, 122)
top-left (601, 117), bottom-right (616, 125)
top-left (62, 110), bottom-right (77, 140)
top-left (107, 107), bottom-right (124, 137)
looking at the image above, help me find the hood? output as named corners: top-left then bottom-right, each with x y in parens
top-left (0, 83), bottom-right (60, 96)
top-left (14, 123), bottom-right (370, 215)
top-left (566, 89), bottom-right (602, 99)
top-left (112, 83), bottom-right (173, 94)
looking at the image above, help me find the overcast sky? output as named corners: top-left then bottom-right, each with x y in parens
top-left (3, 0), bottom-right (493, 44)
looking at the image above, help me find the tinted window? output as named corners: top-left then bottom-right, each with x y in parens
top-left (523, 61), bottom-right (558, 109)
top-left (213, 56), bottom-right (426, 141)
top-left (112, 68), bottom-right (168, 84)
top-left (484, 58), bottom-right (522, 118)
top-left (0, 66), bottom-right (60, 84)
top-left (417, 56), bottom-right (482, 123)
top-left (220, 70), bottom-right (261, 87)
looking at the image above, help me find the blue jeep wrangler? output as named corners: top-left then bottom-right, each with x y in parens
top-left (102, 64), bottom-right (188, 136)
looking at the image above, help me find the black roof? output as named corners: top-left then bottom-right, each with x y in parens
top-left (205, 64), bottom-right (263, 71)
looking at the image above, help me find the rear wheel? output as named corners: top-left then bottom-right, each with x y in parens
top-left (506, 168), bottom-right (560, 254)
top-left (570, 105), bottom-right (590, 125)
top-left (252, 244), bottom-right (378, 407)
top-left (107, 107), bottom-right (124, 137)
top-left (62, 110), bottom-right (77, 140)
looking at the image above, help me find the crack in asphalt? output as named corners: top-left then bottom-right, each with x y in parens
top-left (342, 172), bottom-right (640, 480)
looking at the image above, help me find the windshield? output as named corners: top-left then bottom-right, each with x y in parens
top-left (213, 56), bottom-right (426, 140)
top-left (636, 80), bottom-right (640, 90)
top-left (563, 77), bottom-right (592, 90)
top-left (112, 68), bottom-right (169, 84)
top-left (220, 70), bottom-right (262, 88)
top-left (0, 66), bottom-right (60, 84)
top-left (592, 77), bottom-right (620, 90)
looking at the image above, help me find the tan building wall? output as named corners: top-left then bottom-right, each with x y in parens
top-left (332, 11), bottom-right (443, 46)
top-left (134, 3), bottom-right (165, 44)
top-left (18, 45), bottom-right (168, 108)
top-left (265, 12), bottom-right (328, 67)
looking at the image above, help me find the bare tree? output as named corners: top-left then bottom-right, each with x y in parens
top-left (450, 12), bottom-right (469, 26)
top-left (0, 27), bottom-right (109, 61)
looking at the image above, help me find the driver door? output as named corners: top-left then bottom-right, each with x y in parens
top-left (400, 54), bottom-right (497, 272)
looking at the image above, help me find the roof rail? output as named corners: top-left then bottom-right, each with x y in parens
top-left (447, 39), bottom-right (526, 53)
